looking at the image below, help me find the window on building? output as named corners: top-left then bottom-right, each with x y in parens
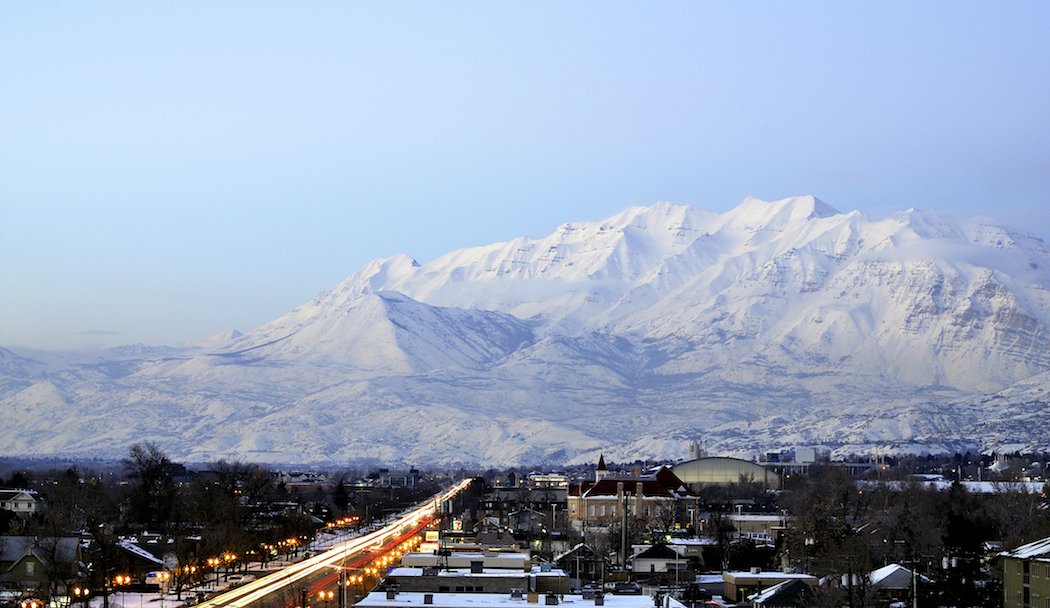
top-left (599, 505), bottom-right (605, 516)
top-left (570, 504), bottom-right (575, 514)
top-left (644, 506), bottom-right (650, 516)
top-left (588, 505), bottom-right (594, 517)
top-left (610, 505), bottom-right (615, 517)
top-left (654, 506), bottom-right (660, 517)
top-left (25, 562), bottom-right (34, 576)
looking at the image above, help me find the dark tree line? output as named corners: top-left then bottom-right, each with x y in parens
top-left (778, 464), bottom-right (1050, 608)
top-left (3, 443), bottom-right (325, 606)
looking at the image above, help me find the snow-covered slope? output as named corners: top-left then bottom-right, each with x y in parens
top-left (211, 291), bottom-right (534, 374)
top-left (3, 196), bottom-right (1050, 466)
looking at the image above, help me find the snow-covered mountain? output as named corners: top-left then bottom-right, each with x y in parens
top-left (4, 196), bottom-right (1050, 466)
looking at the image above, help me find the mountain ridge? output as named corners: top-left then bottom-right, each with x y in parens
top-left (4, 196), bottom-right (1050, 466)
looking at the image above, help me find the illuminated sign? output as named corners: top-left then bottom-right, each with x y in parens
top-left (425, 531), bottom-right (439, 542)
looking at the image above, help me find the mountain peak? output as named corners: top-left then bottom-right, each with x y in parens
top-left (732, 195), bottom-right (840, 224)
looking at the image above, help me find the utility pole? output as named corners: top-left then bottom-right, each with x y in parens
top-left (621, 491), bottom-right (628, 569)
top-left (912, 552), bottom-right (918, 608)
top-left (340, 565), bottom-right (347, 608)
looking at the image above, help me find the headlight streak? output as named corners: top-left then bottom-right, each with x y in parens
top-left (197, 480), bottom-right (470, 608)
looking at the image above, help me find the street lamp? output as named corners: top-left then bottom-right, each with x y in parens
top-left (348, 574), bottom-right (365, 606)
top-left (207, 558), bottom-right (219, 586)
top-left (223, 553), bottom-right (237, 581)
top-left (179, 564), bottom-right (197, 596)
top-left (322, 564), bottom-right (348, 608)
top-left (114, 574), bottom-right (131, 608)
top-left (318, 589), bottom-right (334, 608)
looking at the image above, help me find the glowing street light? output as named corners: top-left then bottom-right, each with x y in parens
top-left (113, 574), bottom-right (131, 608)
top-left (318, 589), bottom-right (334, 608)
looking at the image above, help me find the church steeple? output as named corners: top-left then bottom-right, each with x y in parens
top-left (596, 453), bottom-right (608, 481)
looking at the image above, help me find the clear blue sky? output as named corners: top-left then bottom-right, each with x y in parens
top-left (2, 2), bottom-right (1049, 350)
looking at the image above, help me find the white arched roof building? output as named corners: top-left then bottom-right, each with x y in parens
top-left (670, 456), bottom-right (781, 489)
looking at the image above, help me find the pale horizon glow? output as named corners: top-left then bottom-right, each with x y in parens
top-left (2, 3), bottom-right (1048, 350)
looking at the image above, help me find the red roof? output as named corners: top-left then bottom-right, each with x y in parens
top-left (574, 466), bottom-right (694, 499)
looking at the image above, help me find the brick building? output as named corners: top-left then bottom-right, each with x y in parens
top-left (1002, 537), bottom-right (1050, 608)
top-left (566, 457), bottom-right (698, 531)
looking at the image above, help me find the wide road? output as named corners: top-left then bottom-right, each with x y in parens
top-left (197, 479), bottom-right (471, 608)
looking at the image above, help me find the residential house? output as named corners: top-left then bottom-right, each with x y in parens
top-left (721, 571), bottom-right (817, 604)
top-left (868, 563), bottom-right (930, 605)
top-left (0, 491), bottom-right (40, 518)
top-left (114, 539), bottom-right (166, 586)
top-left (631, 545), bottom-right (688, 583)
top-left (553, 544), bottom-right (607, 588)
top-left (748, 579), bottom-right (813, 607)
top-left (0, 536), bottom-right (83, 597)
top-left (508, 508), bottom-right (546, 535)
